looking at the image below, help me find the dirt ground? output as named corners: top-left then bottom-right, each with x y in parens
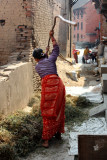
top-left (21, 127), bottom-right (74, 160)
top-left (57, 58), bottom-right (100, 87)
top-left (21, 58), bottom-right (100, 160)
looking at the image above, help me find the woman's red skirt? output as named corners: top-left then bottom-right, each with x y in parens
top-left (41, 74), bottom-right (65, 140)
top-left (74, 53), bottom-right (78, 63)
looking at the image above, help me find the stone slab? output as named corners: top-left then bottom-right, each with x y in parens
top-left (104, 94), bottom-right (107, 122)
top-left (102, 74), bottom-right (107, 93)
top-left (89, 103), bottom-right (106, 117)
top-left (101, 64), bottom-right (107, 76)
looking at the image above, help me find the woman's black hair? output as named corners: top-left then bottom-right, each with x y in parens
top-left (32, 48), bottom-right (46, 59)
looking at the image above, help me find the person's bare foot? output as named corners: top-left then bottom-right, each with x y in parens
top-left (42, 140), bottom-right (49, 148)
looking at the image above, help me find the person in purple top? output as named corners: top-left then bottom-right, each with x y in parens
top-left (33, 33), bottom-right (59, 78)
top-left (32, 30), bottom-right (65, 148)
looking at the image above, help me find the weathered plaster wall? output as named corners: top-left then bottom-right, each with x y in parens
top-left (0, 62), bottom-right (33, 115)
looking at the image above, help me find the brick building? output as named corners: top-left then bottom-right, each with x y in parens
top-left (72, 0), bottom-right (100, 48)
top-left (0, 0), bottom-right (71, 115)
top-left (0, 0), bottom-right (70, 66)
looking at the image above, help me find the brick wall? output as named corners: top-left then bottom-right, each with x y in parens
top-left (0, 0), bottom-right (70, 62)
top-left (32, 0), bottom-right (70, 55)
top-left (32, 0), bottom-right (53, 52)
top-left (0, 0), bottom-right (32, 65)
top-left (0, 0), bottom-right (70, 91)
top-left (32, 0), bottom-right (70, 91)
top-left (0, 0), bottom-right (71, 114)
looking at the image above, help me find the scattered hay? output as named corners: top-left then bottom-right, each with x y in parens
top-left (0, 128), bottom-right (12, 144)
top-left (0, 143), bottom-right (17, 160)
top-left (65, 95), bottom-right (91, 124)
top-left (65, 104), bottom-right (85, 123)
top-left (28, 92), bottom-right (41, 116)
top-left (0, 110), bottom-right (42, 159)
top-left (28, 92), bottom-right (41, 108)
top-left (66, 95), bottom-right (92, 108)
top-left (28, 97), bottom-right (36, 107)
top-left (0, 93), bottom-right (92, 159)
top-left (76, 96), bottom-right (92, 108)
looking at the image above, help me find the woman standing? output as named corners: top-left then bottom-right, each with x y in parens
top-left (83, 46), bottom-right (89, 63)
top-left (32, 30), bottom-right (65, 148)
top-left (72, 44), bottom-right (78, 63)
